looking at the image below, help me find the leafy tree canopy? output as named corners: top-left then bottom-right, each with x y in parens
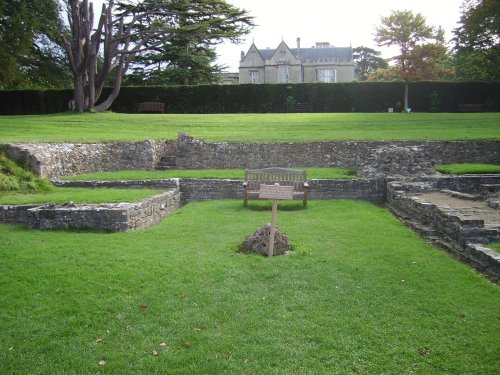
top-left (0, 0), bottom-right (71, 89)
top-left (453, 0), bottom-right (499, 80)
top-left (373, 10), bottom-right (450, 110)
top-left (353, 46), bottom-right (388, 81)
top-left (59, 0), bottom-right (253, 112)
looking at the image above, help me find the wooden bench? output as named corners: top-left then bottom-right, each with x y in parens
top-left (457, 104), bottom-right (484, 112)
top-left (243, 167), bottom-right (309, 206)
top-left (287, 102), bottom-right (313, 113)
top-left (138, 102), bottom-right (165, 113)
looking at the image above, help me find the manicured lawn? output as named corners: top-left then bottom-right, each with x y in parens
top-left (0, 112), bottom-right (498, 143)
top-left (62, 167), bottom-right (358, 181)
top-left (1, 200), bottom-right (498, 374)
top-left (436, 163), bottom-right (500, 175)
top-left (0, 187), bottom-right (167, 205)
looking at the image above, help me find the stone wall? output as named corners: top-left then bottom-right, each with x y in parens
top-left (0, 189), bottom-right (181, 232)
top-left (55, 178), bottom-right (386, 203)
top-left (387, 176), bottom-right (500, 281)
top-left (4, 140), bottom-right (176, 178)
top-left (175, 134), bottom-right (500, 177)
top-left (5, 135), bottom-right (499, 178)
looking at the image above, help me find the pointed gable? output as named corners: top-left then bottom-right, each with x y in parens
top-left (240, 43), bottom-right (265, 67)
top-left (268, 41), bottom-right (300, 65)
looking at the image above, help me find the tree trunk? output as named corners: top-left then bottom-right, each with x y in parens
top-left (73, 74), bottom-right (86, 113)
top-left (404, 82), bottom-right (409, 112)
top-left (94, 58), bottom-right (126, 112)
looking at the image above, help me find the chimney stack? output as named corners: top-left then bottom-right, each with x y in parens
top-left (240, 51), bottom-right (245, 62)
top-left (297, 37), bottom-right (301, 50)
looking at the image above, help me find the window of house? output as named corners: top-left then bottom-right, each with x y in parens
top-left (277, 66), bottom-right (289, 83)
top-left (316, 68), bottom-right (336, 83)
top-left (249, 71), bottom-right (259, 84)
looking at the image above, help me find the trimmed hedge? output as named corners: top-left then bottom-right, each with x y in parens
top-left (1, 82), bottom-right (499, 115)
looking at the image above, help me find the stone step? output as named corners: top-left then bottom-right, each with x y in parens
top-left (155, 165), bottom-right (176, 170)
top-left (156, 155), bottom-right (177, 170)
top-left (440, 189), bottom-right (483, 201)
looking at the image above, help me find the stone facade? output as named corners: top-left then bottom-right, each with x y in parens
top-left (239, 39), bottom-right (355, 84)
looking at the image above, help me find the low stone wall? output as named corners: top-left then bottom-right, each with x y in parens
top-left (51, 178), bottom-right (180, 190)
top-left (0, 189), bottom-right (181, 232)
top-left (56, 177), bottom-right (386, 203)
top-left (387, 176), bottom-right (500, 282)
top-left (309, 178), bottom-right (385, 201)
top-left (176, 133), bottom-right (500, 176)
top-left (5, 136), bottom-right (500, 178)
top-left (4, 140), bottom-right (176, 178)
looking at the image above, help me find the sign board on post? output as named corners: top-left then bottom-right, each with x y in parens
top-left (259, 184), bottom-right (294, 200)
top-left (259, 183), bottom-right (294, 257)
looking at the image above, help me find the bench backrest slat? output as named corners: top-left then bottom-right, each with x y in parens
top-left (245, 167), bottom-right (306, 191)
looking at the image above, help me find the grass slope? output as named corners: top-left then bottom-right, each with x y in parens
top-left (1, 200), bottom-right (498, 374)
top-left (62, 167), bottom-right (358, 181)
top-left (0, 148), bottom-right (51, 192)
top-left (0, 112), bottom-right (499, 143)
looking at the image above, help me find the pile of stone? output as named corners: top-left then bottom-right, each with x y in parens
top-left (240, 224), bottom-right (291, 256)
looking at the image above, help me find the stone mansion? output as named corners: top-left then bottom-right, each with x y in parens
top-left (238, 38), bottom-right (355, 84)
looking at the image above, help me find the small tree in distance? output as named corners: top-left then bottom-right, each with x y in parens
top-left (353, 47), bottom-right (388, 81)
top-left (373, 9), bottom-right (452, 111)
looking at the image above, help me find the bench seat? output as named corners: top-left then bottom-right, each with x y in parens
top-left (243, 167), bottom-right (308, 206)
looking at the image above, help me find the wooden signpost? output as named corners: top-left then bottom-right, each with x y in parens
top-left (259, 183), bottom-right (294, 257)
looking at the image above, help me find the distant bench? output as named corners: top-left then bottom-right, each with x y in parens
top-left (243, 167), bottom-right (309, 206)
top-left (287, 102), bottom-right (313, 113)
top-left (457, 104), bottom-right (484, 112)
top-left (138, 102), bottom-right (165, 113)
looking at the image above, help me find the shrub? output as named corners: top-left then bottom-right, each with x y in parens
top-left (1, 82), bottom-right (498, 114)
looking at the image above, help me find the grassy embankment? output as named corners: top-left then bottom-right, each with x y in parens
top-left (0, 112), bottom-right (498, 143)
top-left (0, 148), bottom-right (166, 204)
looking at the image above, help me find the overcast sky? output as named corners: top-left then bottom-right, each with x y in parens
top-left (89, 0), bottom-right (464, 72)
top-left (216, 0), bottom-right (464, 71)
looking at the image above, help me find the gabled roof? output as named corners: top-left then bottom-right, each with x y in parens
top-left (256, 45), bottom-right (353, 63)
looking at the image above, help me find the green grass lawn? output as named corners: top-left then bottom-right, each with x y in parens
top-left (0, 187), bottom-right (167, 205)
top-left (487, 242), bottom-right (500, 253)
top-left (0, 112), bottom-right (499, 143)
top-left (436, 163), bottom-right (500, 175)
top-left (62, 167), bottom-right (358, 181)
top-left (1, 200), bottom-right (498, 374)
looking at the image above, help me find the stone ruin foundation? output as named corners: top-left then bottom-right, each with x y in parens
top-left (240, 224), bottom-right (292, 256)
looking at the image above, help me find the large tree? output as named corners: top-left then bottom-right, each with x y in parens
top-left (127, 0), bottom-right (252, 86)
top-left (59, 0), bottom-right (253, 112)
top-left (0, 0), bottom-right (70, 89)
top-left (453, 0), bottom-right (499, 80)
top-left (374, 10), bottom-right (449, 111)
top-left (352, 46), bottom-right (388, 81)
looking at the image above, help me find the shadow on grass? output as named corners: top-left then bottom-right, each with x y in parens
top-left (243, 201), bottom-right (308, 212)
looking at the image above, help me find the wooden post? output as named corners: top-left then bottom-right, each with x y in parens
top-left (258, 183), bottom-right (294, 258)
top-left (268, 199), bottom-right (278, 257)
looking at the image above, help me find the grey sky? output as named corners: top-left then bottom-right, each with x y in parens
top-left (216, 0), bottom-right (464, 71)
